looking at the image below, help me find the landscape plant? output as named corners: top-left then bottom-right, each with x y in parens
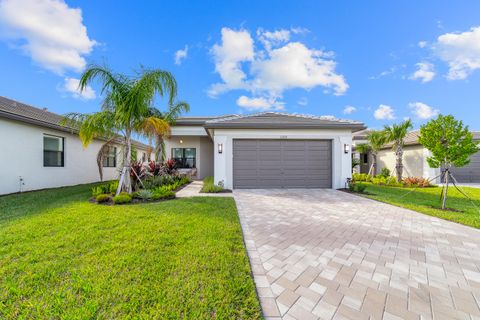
top-left (365, 131), bottom-right (387, 176)
top-left (418, 114), bottom-right (479, 209)
top-left (383, 119), bottom-right (413, 182)
top-left (201, 176), bottom-right (224, 193)
top-left (63, 64), bottom-right (186, 194)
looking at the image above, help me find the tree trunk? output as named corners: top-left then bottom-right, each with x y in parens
top-left (395, 145), bottom-right (403, 182)
top-left (371, 152), bottom-right (377, 176)
top-left (442, 169), bottom-right (449, 209)
top-left (116, 131), bottom-right (133, 195)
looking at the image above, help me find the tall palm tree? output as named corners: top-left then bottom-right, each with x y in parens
top-left (63, 64), bottom-right (182, 194)
top-left (147, 102), bottom-right (190, 161)
top-left (384, 119), bottom-right (413, 182)
top-left (366, 131), bottom-right (387, 176)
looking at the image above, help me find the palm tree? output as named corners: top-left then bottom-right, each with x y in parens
top-left (383, 119), bottom-right (413, 182)
top-left (366, 131), bottom-right (387, 176)
top-left (147, 102), bottom-right (190, 161)
top-left (354, 143), bottom-right (370, 173)
top-left (63, 64), bottom-right (183, 194)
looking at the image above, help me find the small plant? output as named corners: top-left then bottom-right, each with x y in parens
top-left (136, 189), bottom-right (153, 200)
top-left (352, 173), bottom-right (372, 182)
top-left (200, 176), bottom-right (224, 193)
top-left (147, 160), bottom-right (162, 176)
top-left (92, 186), bottom-right (106, 197)
top-left (96, 194), bottom-right (111, 203)
top-left (164, 159), bottom-right (176, 175)
top-left (152, 189), bottom-right (175, 200)
top-left (403, 177), bottom-right (431, 188)
top-left (113, 192), bottom-right (132, 204)
top-left (348, 182), bottom-right (356, 192)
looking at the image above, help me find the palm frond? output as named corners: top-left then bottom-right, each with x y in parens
top-left (135, 116), bottom-right (170, 139)
top-left (367, 130), bottom-right (387, 152)
top-left (165, 101), bottom-right (190, 123)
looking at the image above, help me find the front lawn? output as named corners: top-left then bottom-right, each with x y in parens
top-left (0, 184), bottom-right (261, 319)
top-left (359, 183), bottom-right (480, 228)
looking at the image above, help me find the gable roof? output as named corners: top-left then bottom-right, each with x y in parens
top-left (174, 115), bottom-right (236, 126)
top-left (380, 129), bottom-right (480, 149)
top-left (0, 96), bottom-right (150, 149)
top-left (203, 112), bottom-right (366, 131)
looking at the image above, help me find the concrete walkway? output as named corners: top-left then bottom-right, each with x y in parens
top-left (175, 180), bottom-right (232, 198)
top-left (234, 189), bottom-right (480, 320)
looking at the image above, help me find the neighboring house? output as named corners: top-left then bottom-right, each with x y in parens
top-left (0, 96), bottom-right (152, 195)
top-left (165, 113), bottom-right (365, 189)
top-left (351, 129), bottom-right (371, 174)
top-left (353, 129), bottom-right (480, 183)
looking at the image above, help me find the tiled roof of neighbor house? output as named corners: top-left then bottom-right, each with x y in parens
top-left (203, 112), bottom-right (366, 131)
top-left (0, 96), bottom-right (150, 149)
top-left (352, 129), bottom-right (372, 140)
top-left (381, 129), bottom-right (480, 149)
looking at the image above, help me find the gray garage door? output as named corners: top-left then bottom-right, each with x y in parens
top-left (233, 139), bottom-right (332, 189)
top-left (450, 150), bottom-right (480, 183)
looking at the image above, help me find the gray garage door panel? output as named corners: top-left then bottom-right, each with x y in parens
top-left (233, 139), bottom-right (332, 189)
top-left (450, 150), bottom-right (480, 182)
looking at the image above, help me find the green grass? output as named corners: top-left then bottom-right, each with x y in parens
top-left (0, 184), bottom-right (261, 319)
top-left (359, 183), bottom-right (480, 228)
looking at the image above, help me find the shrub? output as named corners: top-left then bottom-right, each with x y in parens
top-left (379, 167), bottom-right (391, 178)
top-left (92, 181), bottom-right (119, 197)
top-left (152, 189), bottom-right (175, 200)
top-left (108, 181), bottom-right (119, 194)
top-left (96, 194), bottom-right (111, 203)
top-left (403, 177), bottom-right (431, 188)
top-left (355, 183), bottom-right (367, 193)
top-left (352, 173), bottom-right (372, 182)
top-left (92, 186), bottom-right (106, 197)
top-left (136, 189), bottom-right (153, 200)
top-left (348, 182), bottom-right (356, 192)
top-left (372, 176), bottom-right (387, 185)
top-left (201, 176), bottom-right (224, 193)
top-left (113, 193), bottom-right (132, 204)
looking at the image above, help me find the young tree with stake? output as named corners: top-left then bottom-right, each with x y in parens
top-left (419, 115), bottom-right (479, 209)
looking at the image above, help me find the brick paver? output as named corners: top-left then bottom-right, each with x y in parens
top-left (234, 189), bottom-right (480, 320)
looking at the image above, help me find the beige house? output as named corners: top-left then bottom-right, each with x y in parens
top-left (0, 96), bottom-right (152, 195)
top-left (353, 130), bottom-right (480, 183)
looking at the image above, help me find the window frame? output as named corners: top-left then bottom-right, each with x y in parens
top-left (43, 134), bottom-right (65, 167)
top-left (103, 146), bottom-right (117, 168)
top-left (171, 148), bottom-right (196, 169)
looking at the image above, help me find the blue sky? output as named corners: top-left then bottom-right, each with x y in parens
top-left (1, 0), bottom-right (480, 129)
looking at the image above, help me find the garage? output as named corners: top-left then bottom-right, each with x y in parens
top-left (450, 151), bottom-right (480, 183)
top-left (233, 139), bottom-right (332, 189)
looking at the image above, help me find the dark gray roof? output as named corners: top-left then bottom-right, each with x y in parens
top-left (0, 96), bottom-right (150, 149)
top-left (203, 112), bottom-right (366, 131)
top-left (353, 129), bottom-right (372, 140)
top-left (174, 115), bottom-right (235, 126)
top-left (381, 129), bottom-right (480, 149)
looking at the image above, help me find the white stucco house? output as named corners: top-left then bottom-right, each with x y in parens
top-left (0, 96), bottom-right (152, 195)
top-left (352, 130), bottom-right (480, 183)
top-left (165, 113), bottom-right (365, 189)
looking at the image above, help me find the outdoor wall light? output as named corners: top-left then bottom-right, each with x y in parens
top-left (344, 144), bottom-right (350, 154)
top-left (179, 139), bottom-right (183, 144)
top-left (218, 143), bottom-right (223, 154)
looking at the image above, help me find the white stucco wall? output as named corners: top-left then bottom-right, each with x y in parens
top-left (0, 118), bottom-right (150, 195)
top-left (212, 128), bottom-right (353, 189)
top-left (377, 145), bottom-right (424, 177)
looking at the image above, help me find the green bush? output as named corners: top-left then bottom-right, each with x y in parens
top-left (113, 193), bottom-right (132, 205)
top-left (152, 189), bottom-right (175, 200)
top-left (136, 189), bottom-right (153, 200)
top-left (352, 173), bottom-right (372, 182)
top-left (201, 176), bottom-right (224, 193)
top-left (92, 181), bottom-right (119, 197)
top-left (108, 181), bottom-right (119, 193)
top-left (379, 167), bottom-right (391, 178)
top-left (355, 183), bottom-right (367, 193)
top-left (96, 194), bottom-right (111, 203)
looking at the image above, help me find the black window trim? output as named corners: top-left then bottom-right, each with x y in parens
top-left (43, 134), bottom-right (65, 167)
top-left (171, 147), bottom-right (196, 169)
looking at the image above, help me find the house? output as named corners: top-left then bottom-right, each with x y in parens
top-left (353, 129), bottom-right (480, 183)
top-left (165, 113), bottom-right (365, 189)
top-left (0, 96), bottom-right (152, 195)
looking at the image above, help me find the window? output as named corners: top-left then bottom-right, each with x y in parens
top-left (44, 134), bottom-right (64, 167)
top-left (362, 153), bottom-right (368, 164)
top-left (103, 146), bottom-right (117, 167)
top-left (172, 148), bottom-right (196, 168)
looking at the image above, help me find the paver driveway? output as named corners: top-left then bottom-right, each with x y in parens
top-left (234, 189), bottom-right (480, 320)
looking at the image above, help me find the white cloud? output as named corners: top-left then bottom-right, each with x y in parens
top-left (343, 105), bottom-right (356, 114)
top-left (374, 104), bottom-right (395, 120)
top-left (0, 0), bottom-right (96, 74)
top-left (297, 97), bottom-right (308, 106)
top-left (174, 46), bottom-right (188, 65)
top-left (434, 26), bottom-right (480, 80)
top-left (208, 27), bottom-right (348, 109)
top-left (61, 77), bottom-right (96, 100)
top-left (409, 102), bottom-right (439, 119)
top-left (418, 41), bottom-right (427, 48)
top-left (410, 62), bottom-right (435, 83)
top-left (236, 95), bottom-right (283, 111)
top-left (257, 28), bottom-right (290, 50)
top-left (208, 28), bottom-right (254, 96)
